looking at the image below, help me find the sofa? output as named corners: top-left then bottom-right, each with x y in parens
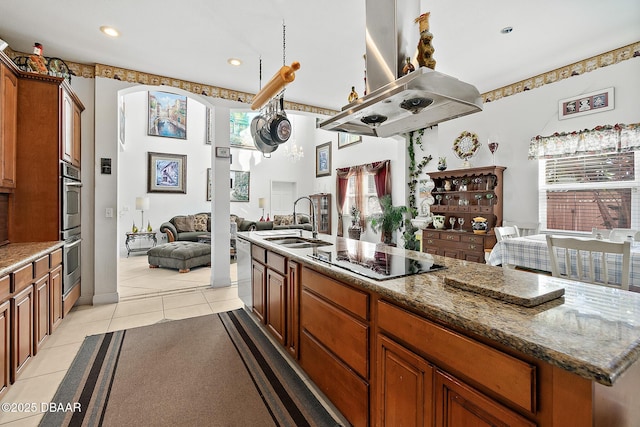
top-left (232, 214), bottom-right (313, 232)
top-left (160, 213), bottom-right (211, 242)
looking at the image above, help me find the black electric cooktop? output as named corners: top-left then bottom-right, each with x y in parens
top-left (308, 239), bottom-right (445, 281)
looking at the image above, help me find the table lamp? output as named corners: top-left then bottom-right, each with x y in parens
top-left (259, 198), bottom-right (266, 221)
top-left (136, 196), bottom-right (150, 231)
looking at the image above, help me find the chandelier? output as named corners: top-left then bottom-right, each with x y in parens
top-left (283, 143), bottom-right (304, 162)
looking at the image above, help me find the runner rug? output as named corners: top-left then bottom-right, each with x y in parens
top-left (40, 309), bottom-right (341, 427)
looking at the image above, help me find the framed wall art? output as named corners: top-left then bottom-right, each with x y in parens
top-left (147, 152), bottom-right (187, 193)
top-left (230, 170), bottom-right (250, 202)
top-left (558, 87), bottom-right (614, 120)
top-left (338, 133), bottom-right (362, 149)
top-left (207, 168), bottom-right (212, 201)
top-left (230, 111), bottom-right (258, 150)
top-left (316, 142), bottom-right (332, 177)
top-left (148, 91), bottom-right (187, 139)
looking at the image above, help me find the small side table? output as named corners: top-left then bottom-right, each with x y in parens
top-left (125, 231), bottom-right (157, 257)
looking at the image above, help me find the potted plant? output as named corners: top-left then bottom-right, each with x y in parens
top-left (369, 195), bottom-right (407, 245)
top-left (348, 205), bottom-right (362, 240)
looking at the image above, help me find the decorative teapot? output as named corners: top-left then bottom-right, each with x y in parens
top-left (471, 217), bottom-right (488, 234)
top-left (432, 215), bottom-right (446, 230)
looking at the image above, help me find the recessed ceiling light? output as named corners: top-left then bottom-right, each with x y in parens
top-left (227, 58), bottom-right (242, 66)
top-left (500, 26), bottom-right (513, 34)
top-left (100, 26), bottom-right (120, 37)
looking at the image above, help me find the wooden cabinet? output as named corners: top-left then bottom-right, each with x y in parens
top-left (61, 88), bottom-right (81, 168)
top-left (422, 229), bottom-right (491, 263)
top-left (425, 166), bottom-right (505, 262)
top-left (310, 193), bottom-right (331, 235)
top-left (9, 72), bottom-right (84, 243)
top-left (0, 298), bottom-right (9, 399)
top-left (299, 267), bottom-right (370, 426)
top-left (11, 285), bottom-right (33, 382)
top-left (0, 58), bottom-right (18, 191)
top-left (251, 260), bottom-right (266, 323)
top-left (435, 370), bottom-right (535, 427)
top-left (34, 274), bottom-right (49, 353)
top-left (376, 333), bottom-right (434, 427)
top-left (286, 260), bottom-right (300, 359)
top-left (49, 264), bottom-right (63, 333)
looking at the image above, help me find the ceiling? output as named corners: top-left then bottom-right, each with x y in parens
top-left (1, 0), bottom-right (638, 112)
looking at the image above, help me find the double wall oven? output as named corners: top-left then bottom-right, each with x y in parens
top-left (61, 162), bottom-right (82, 296)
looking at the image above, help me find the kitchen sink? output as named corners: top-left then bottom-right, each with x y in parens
top-left (264, 236), bottom-right (333, 249)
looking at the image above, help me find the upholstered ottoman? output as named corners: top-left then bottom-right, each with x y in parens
top-left (148, 241), bottom-right (211, 273)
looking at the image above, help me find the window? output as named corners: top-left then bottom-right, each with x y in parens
top-left (345, 172), bottom-right (382, 217)
top-left (539, 151), bottom-right (639, 232)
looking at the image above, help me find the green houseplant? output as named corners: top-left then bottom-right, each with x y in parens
top-left (369, 195), bottom-right (407, 245)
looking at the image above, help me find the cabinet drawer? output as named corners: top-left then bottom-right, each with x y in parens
top-left (34, 255), bottom-right (49, 280)
top-left (251, 245), bottom-right (267, 263)
top-left (441, 232), bottom-right (461, 242)
top-left (377, 300), bottom-right (536, 413)
top-left (11, 264), bottom-right (33, 293)
top-left (302, 267), bottom-right (369, 320)
top-left (462, 234), bottom-right (485, 244)
top-left (423, 230), bottom-right (439, 239)
top-left (0, 276), bottom-right (9, 301)
top-left (266, 251), bottom-right (286, 275)
top-left (50, 249), bottom-right (63, 267)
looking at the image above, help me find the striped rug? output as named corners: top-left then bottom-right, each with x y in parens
top-left (40, 309), bottom-right (342, 427)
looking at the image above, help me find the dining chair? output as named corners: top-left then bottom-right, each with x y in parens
top-left (503, 220), bottom-right (540, 237)
top-left (609, 228), bottom-right (639, 243)
top-left (545, 235), bottom-right (631, 290)
top-left (495, 226), bottom-right (520, 242)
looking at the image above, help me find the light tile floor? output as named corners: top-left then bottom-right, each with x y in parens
top-left (0, 256), bottom-right (242, 426)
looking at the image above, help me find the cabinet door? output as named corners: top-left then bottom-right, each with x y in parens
top-left (50, 265), bottom-right (63, 332)
top-left (287, 260), bottom-right (300, 358)
top-left (0, 300), bottom-right (10, 398)
top-left (435, 370), bottom-right (535, 427)
top-left (11, 285), bottom-right (34, 382)
top-left (34, 275), bottom-right (50, 353)
top-left (251, 260), bottom-right (266, 323)
top-left (0, 63), bottom-right (17, 189)
top-left (61, 89), bottom-right (79, 166)
top-left (72, 102), bottom-right (82, 167)
top-left (376, 334), bottom-right (434, 427)
top-left (266, 268), bottom-right (286, 345)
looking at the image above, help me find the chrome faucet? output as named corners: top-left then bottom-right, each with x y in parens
top-left (293, 196), bottom-right (317, 239)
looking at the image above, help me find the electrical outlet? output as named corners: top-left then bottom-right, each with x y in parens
top-left (105, 208), bottom-right (113, 218)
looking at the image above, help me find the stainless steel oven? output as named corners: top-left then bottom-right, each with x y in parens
top-left (62, 227), bottom-right (81, 295)
top-left (61, 162), bottom-right (82, 231)
top-left (61, 162), bottom-right (82, 295)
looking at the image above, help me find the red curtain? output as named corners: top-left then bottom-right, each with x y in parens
top-left (365, 160), bottom-right (391, 202)
top-left (336, 166), bottom-right (357, 237)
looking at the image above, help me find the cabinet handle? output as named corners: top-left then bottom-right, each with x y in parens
top-left (447, 235), bottom-right (455, 240)
top-left (469, 244), bottom-right (476, 250)
top-left (427, 239), bottom-right (434, 244)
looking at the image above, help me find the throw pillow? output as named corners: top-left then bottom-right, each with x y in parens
top-left (194, 214), bottom-right (208, 232)
top-left (173, 215), bottom-right (195, 232)
top-left (274, 215), bottom-right (294, 226)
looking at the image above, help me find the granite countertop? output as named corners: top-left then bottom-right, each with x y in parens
top-left (0, 241), bottom-right (65, 277)
top-left (239, 230), bottom-right (640, 387)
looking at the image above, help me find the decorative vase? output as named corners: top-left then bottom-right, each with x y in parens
top-left (147, 221), bottom-right (152, 232)
top-left (437, 157), bottom-right (447, 171)
top-left (444, 180), bottom-right (452, 191)
top-left (432, 215), bottom-right (445, 230)
top-left (132, 222), bottom-right (138, 233)
top-left (348, 226), bottom-right (362, 240)
top-left (472, 217), bottom-right (488, 234)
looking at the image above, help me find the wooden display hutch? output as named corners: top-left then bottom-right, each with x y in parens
top-left (309, 193), bottom-right (331, 235)
top-left (423, 166), bottom-right (506, 263)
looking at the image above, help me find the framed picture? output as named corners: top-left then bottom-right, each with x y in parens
top-left (230, 170), bottom-right (250, 202)
top-left (215, 147), bottom-right (230, 158)
top-left (147, 152), bottom-right (187, 193)
top-left (316, 142), bottom-right (332, 177)
top-left (230, 111), bottom-right (258, 150)
top-left (206, 168), bottom-right (212, 201)
top-left (148, 91), bottom-right (187, 139)
top-left (205, 107), bottom-right (213, 144)
top-left (338, 133), bottom-right (362, 149)
top-left (558, 87), bottom-right (614, 120)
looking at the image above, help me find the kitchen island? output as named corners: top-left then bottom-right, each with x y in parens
top-left (239, 230), bottom-right (640, 427)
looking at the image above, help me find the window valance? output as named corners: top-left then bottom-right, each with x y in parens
top-left (528, 123), bottom-right (640, 160)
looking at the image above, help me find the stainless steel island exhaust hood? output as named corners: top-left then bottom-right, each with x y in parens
top-left (318, 0), bottom-right (483, 138)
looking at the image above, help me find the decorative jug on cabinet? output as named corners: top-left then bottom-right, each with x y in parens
top-left (472, 217), bottom-right (488, 234)
top-left (432, 215), bottom-right (446, 230)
